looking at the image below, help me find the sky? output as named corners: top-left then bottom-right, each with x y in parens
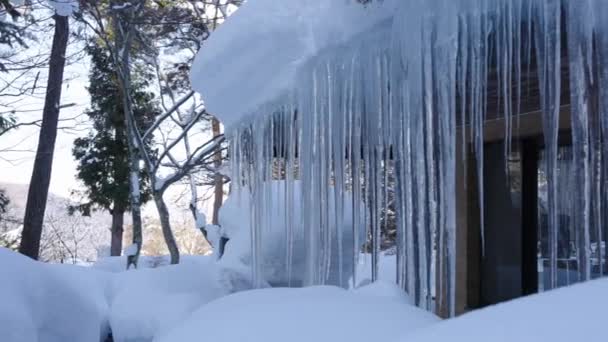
top-left (0, 58), bottom-right (90, 198)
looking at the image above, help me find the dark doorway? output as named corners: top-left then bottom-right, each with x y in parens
top-left (480, 142), bottom-right (524, 305)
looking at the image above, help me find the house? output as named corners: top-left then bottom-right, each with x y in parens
top-left (190, 0), bottom-right (608, 317)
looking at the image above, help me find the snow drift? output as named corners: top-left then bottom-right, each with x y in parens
top-left (403, 278), bottom-right (608, 342)
top-left (0, 248), bottom-right (251, 342)
top-left (156, 285), bottom-right (439, 342)
top-left (0, 248), bottom-right (110, 342)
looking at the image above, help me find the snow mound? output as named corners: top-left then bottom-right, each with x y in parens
top-left (0, 248), bottom-right (252, 342)
top-left (109, 259), bottom-right (220, 341)
top-left (104, 255), bottom-right (254, 342)
top-left (191, 0), bottom-right (398, 129)
top-left (0, 248), bottom-right (110, 342)
top-left (403, 278), bottom-right (608, 342)
top-left (156, 285), bottom-right (439, 342)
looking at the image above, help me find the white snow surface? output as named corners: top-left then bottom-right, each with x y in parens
top-left (353, 252), bottom-right (398, 288)
top-left (0, 248), bottom-right (251, 342)
top-left (48, 0), bottom-right (78, 16)
top-left (190, 0), bottom-right (398, 130)
top-left (156, 285), bottom-right (439, 342)
top-left (403, 278), bottom-right (608, 342)
top-left (123, 243), bottom-right (139, 257)
top-left (107, 257), bottom-right (252, 342)
top-left (4, 246), bottom-right (608, 342)
top-left (0, 248), bottom-right (110, 342)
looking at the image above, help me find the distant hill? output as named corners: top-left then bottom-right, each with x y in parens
top-left (0, 182), bottom-right (211, 262)
top-left (0, 182), bottom-right (66, 214)
top-left (0, 182), bottom-right (113, 229)
top-left (0, 182), bottom-right (112, 263)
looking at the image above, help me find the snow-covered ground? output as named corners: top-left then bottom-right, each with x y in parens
top-left (0, 248), bottom-right (109, 342)
top-left (156, 284), bottom-right (438, 342)
top-left (0, 248), bottom-right (250, 342)
top-left (3, 246), bottom-right (608, 342)
top-left (401, 278), bottom-right (608, 342)
top-left (0, 247), bottom-right (434, 342)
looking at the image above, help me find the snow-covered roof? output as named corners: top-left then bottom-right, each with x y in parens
top-left (190, 0), bottom-right (398, 130)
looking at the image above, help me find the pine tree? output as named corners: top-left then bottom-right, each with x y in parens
top-left (0, 0), bottom-right (26, 116)
top-left (72, 40), bottom-right (157, 256)
top-left (0, 1), bottom-right (26, 69)
top-left (0, 189), bottom-right (8, 219)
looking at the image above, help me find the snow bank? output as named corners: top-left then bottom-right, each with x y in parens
top-left (0, 248), bottom-right (110, 342)
top-left (218, 181), bottom-right (366, 288)
top-left (93, 254), bottom-right (215, 272)
top-left (402, 278), bottom-right (608, 342)
top-left (0, 248), bottom-right (252, 342)
top-left (191, 0), bottom-right (398, 129)
top-left (108, 256), bottom-right (253, 342)
top-left (156, 285), bottom-right (439, 342)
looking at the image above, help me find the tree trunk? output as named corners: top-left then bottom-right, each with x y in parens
top-left (211, 118), bottom-right (223, 225)
top-left (110, 207), bottom-right (124, 256)
top-left (19, 15), bottom-right (69, 260)
top-left (112, 118), bottom-right (128, 258)
top-left (211, 118), bottom-right (229, 257)
top-left (126, 164), bottom-right (143, 269)
top-left (154, 191), bottom-right (179, 264)
top-left (111, 9), bottom-right (144, 269)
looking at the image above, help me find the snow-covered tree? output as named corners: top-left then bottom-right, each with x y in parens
top-left (71, 40), bottom-right (157, 256)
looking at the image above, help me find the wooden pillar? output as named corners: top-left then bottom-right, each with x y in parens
top-left (452, 137), bottom-right (481, 315)
top-left (521, 139), bottom-right (539, 295)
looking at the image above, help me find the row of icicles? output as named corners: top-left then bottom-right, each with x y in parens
top-left (227, 0), bottom-right (608, 317)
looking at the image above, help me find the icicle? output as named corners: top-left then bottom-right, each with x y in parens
top-left (595, 0), bottom-right (608, 277)
top-left (534, 0), bottom-right (562, 289)
top-left (566, 0), bottom-right (593, 283)
top-left (221, 0), bottom-right (608, 317)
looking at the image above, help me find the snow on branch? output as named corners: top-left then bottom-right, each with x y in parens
top-left (111, 2), bottom-right (133, 11)
top-left (154, 134), bottom-right (225, 192)
top-left (48, 0), bottom-right (78, 16)
top-left (152, 108), bottom-right (206, 172)
top-left (143, 90), bottom-right (195, 140)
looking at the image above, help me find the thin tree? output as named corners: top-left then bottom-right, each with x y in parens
top-left (19, 8), bottom-right (70, 260)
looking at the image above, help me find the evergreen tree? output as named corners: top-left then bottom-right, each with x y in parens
top-left (0, 0), bottom-right (24, 115)
top-left (0, 0), bottom-right (25, 64)
top-left (72, 40), bottom-right (157, 256)
top-left (0, 188), bottom-right (8, 219)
